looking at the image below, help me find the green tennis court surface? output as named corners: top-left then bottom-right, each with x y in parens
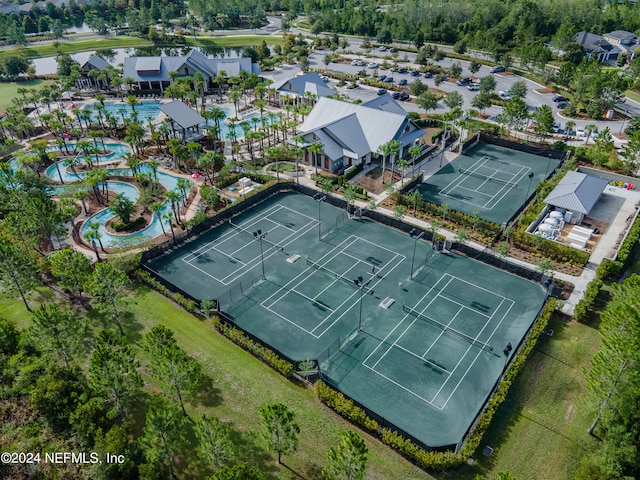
top-left (146, 191), bottom-right (548, 449)
top-left (417, 143), bottom-right (560, 224)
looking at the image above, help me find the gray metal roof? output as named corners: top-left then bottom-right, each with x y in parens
top-left (274, 72), bottom-right (335, 98)
top-left (136, 57), bottom-right (162, 73)
top-left (543, 170), bottom-right (609, 214)
top-left (159, 101), bottom-right (205, 129)
top-left (83, 55), bottom-right (109, 71)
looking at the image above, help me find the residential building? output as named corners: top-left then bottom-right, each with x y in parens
top-left (603, 30), bottom-right (639, 60)
top-left (271, 72), bottom-right (336, 105)
top-left (122, 49), bottom-right (260, 93)
top-left (573, 31), bottom-right (622, 62)
top-left (0, 2), bottom-right (19, 14)
top-left (77, 55), bottom-right (111, 90)
top-left (296, 95), bottom-right (424, 173)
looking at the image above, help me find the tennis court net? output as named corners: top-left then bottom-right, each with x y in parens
top-left (402, 304), bottom-right (494, 352)
top-left (458, 168), bottom-right (519, 188)
top-left (228, 219), bottom-right (283, 251)
top-left (306, 257), bottom-right (373, 293)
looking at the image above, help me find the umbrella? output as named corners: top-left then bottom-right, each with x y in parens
top-left (191, 173), bottom-right (201, 179)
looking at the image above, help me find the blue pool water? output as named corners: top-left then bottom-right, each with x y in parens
top-left (83, 101), bottom-right (163, 122)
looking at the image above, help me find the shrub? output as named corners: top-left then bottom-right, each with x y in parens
top-left (596, 258), bottom-right (622, 280)
top-left (210, 316), bottom-right (294, 378)
top-left (574, 279), bottom-right (602, 322)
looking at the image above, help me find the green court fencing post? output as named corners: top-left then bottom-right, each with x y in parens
top-left (314, 193), bottom-right (326, 240)
top-left (354, 275), bottom-right (373, 331)
top-left (525, 171), bottom-right (534, 203)
top-left (409, 229), bottom-right (425, 280)
top-left (544, 153), bottom-right (552, 178)
top-left (253, 229), bottom-right (268, 280)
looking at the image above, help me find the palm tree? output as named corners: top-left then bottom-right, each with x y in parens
top-left (585, 123), bottom-right (598, 144)
top-left (408, 144), bottom-right (421, 175)
top-left (149, 202), bottom-right (166, 236)
top-left (292, 135), bottom-right (306, 185)
top-left (83, 229), bottom-right (101, 261)
top-left (163, 210), bottom-right (176, 244)
top-left (308, 141), bottom-right (324, 175)
top-left (228, 87), bottom-right (242, 119)
top-left (88, 221), bottom-right (105, 252)
top-left (397, 158), bottom-right (409, 187)
top-left (377, 141), bottom-right (393, 185)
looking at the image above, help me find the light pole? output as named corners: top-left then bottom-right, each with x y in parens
top-left (314, 193), bottom-right (326, 240)
top-left (544, 153), bottom-right (552, 179)
top-left (354, 275), bottom-right (373, 331)
top-left (525, 171), bottom-right (535, 203)
top-left (409, 229), bottom-right (425, 280)
top-left (253, 229), bottom-right (268, 280)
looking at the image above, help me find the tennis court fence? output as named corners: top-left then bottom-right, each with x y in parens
top-left (402, 304), bottom-right (494, 352)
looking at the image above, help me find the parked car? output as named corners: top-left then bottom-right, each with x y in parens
top-left (576, 128), bottom-right (586, 137)
top-left (320, 75), bottom-right (329, 82)
top-left (410, 70), bottom-right (420, 76)
top-left (467, 83), bottom-right (480, 91)
top-left (351, 59), bottom-right (359, 66)
top-left (391, 91), bottom-right (401, 99)
top-left (552, 122), bottom-right (561, 133)
top-left (398, 67), bottom-right (408, 74)
top-left (390, 47), bottom-right (398, 53)
top-left (556, 101), bottom-right (569, 109)
top-left (399, 92), bottom-right (410, 101)
top-left (383, 76), bottom-right (394, 83)
top-left (398, 79), bottom-right (408, 85)
top-left (423, 72), bottom-right (433, 78)
top-left (553, 95), bottom-right (568, 103)
top-left (377, 88), bottom-right (388, 95)
top-left (378, 74), bottom-right (387, 81)
top-left (378, 46), bottom-right (387, 51)
top-left (368, 62), bottom-right (379, 69)
top-left (490, 65), bottom-right (505, 73)
top-left (456, 77), bottom-right (472, 86)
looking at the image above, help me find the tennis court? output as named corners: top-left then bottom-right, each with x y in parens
top-left (146, 191), bottom-right (548, 449)
top-left (417, 142), bottom-right (560, 224)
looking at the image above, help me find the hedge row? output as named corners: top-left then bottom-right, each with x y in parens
top-left (314, 299), bottom-right (557, 470)
top-left (214, 172), bottom-right (273, 190)
top-left (135, 269), bottom-right (197, 313)
top-left (210, 316), bottom-right (294, 378)
top-left (395, 192), bottom-right (502, 239)
top-left (573, 279), bottom-right (603, 322)
top-left (574, 212), bottom-right (640, 320)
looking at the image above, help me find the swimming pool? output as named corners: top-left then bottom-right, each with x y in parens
top-left (83, 101), bottom-right (163, 122)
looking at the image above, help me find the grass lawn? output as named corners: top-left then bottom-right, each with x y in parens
top-left (0, 36), bottom-right (152, 62)
top-left (458, 312), bottom-right (601, 480)
top-left (107, 284), bottom-right (436, 479)
top-left (0, 284), bottom-right (601, 479)
top-left (0, 286), bottom-right (56, 329)
top-left (625, 89), bottom-right (640, 105)
top-left (185, 35), bottom-right (282, 48)
top-left (0, 79), bottom-right (54, 111)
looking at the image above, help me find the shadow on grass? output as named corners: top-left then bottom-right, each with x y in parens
top-left (228, 427), bottom-right (278, 479)
top-left (194, 372), bottom-right (223, 407)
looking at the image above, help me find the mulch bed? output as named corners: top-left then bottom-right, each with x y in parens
top-left (353, 166), bottom-right (402, 195)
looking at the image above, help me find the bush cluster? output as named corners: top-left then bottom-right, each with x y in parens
top-left (210, 316), bottom-right (294, 378)
top-left (395, 192), bottom-right (502, 240)
top-left (111, 216), bottom-right (145, 232)
top-left (214, 172), bottom-right (273, 190)
top-left (134, 269), bottom-right (197, 313)
top-left (574, 213), bottom-right (640, 321)
top-left (573, 279), bottom-right (603, 322)
top-left (314, 299), bottom-right (557, 470)
top-left (315, 381), bottom-right (379, 432)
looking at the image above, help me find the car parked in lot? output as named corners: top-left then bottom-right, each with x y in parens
top-left (498, 90), bottom-right (512, 100)
top-left (490, 65), bottom-right (505, 73)
top-left (467, 83), bottom-right (480, 91)
top-left (423, 72), bottom-right (433, 78)
top-left (320, 75), bottom-right (329, 82)
top-left (410, 70), bottom-right (420, 76)
top-left (377, 88), bottom-right (387, 95)
top-left (576, 128), bottom-right (586, 137)
top-left (368, 62), bottom-right (379, 69)
top-left (390, 47), bottom-right (398, 53)
top-left (378, 46), bottom-right (387, 51)
top-left (556, 101), bottom-right (569, 109)
top-left (398, 79), bottom-right (408, 85)
top-left (391, 91), bottom-right (401, 99)
top-left (456, 77), bottom-right (472, 86)
top-left (399, 92), bottom-right (410, 101)
top-left (398, 67), bottom-right (408, 74)
top-left (383, 76), bottom-right (394, 83)
top-left (351, 59), bottom-right (365, 66)
top-left (378, 74), bottom-right (387, 81)
top-left (553, 95), bottom-right (568, 103)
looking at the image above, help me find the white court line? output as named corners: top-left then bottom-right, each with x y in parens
top-left (364, 272), bottom-right (516, 411)
top-left (483, 165), bottom-right (530, 210)
top-left (364, 275), bottom-right (455, 370)
top-left (392, 343), bottom-right (452, 374)
top-left (420, 305), bottom-right (464, 360)
top-left (434, 298), bottom-right (515, 410)
top-left (261, 235), bottom-right (406, 339)
top-left (182, 203), bottom-right (287, 263)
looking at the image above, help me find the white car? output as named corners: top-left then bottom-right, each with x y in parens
top-left (467, 83), bottom-right (480, 91)
top-left (576, 128), bottom-right (586, 137)
top-left (367, 62), bottom-right (379, 69)
top-left (498, 90), bottom-right (512, 100)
